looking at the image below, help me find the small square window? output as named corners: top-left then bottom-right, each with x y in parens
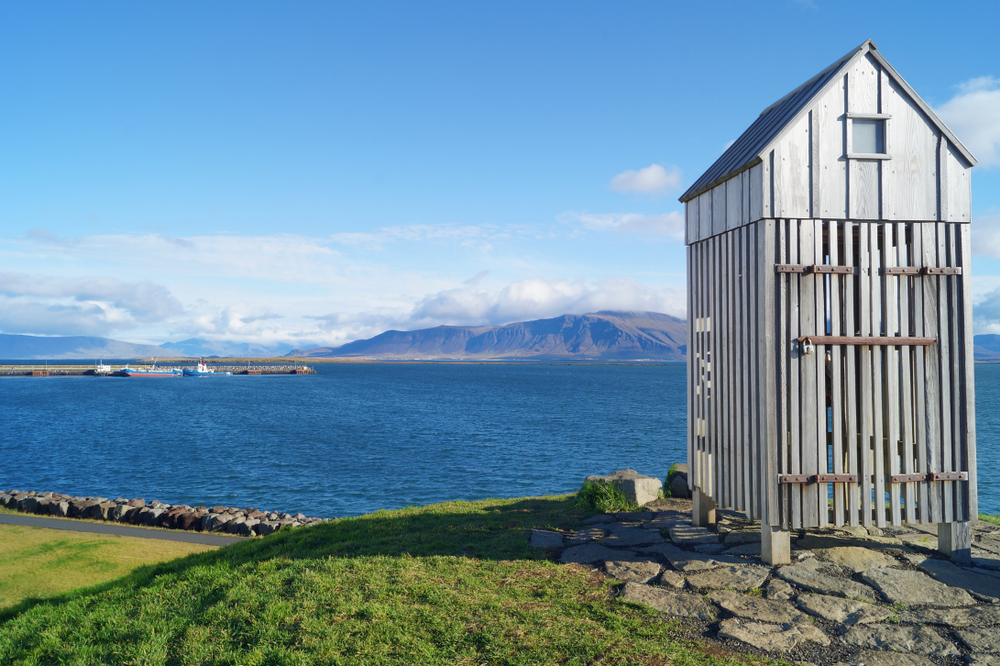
top-left (853, 119), bottom-right (885, 154)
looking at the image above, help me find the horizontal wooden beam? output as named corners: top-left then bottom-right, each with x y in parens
top-left (796, 336), bottom-right (937, 347)
top-left (778, 474), bottom-right (858, 484)
top-left (889, 471), bottom-right (969, 483)
top-left (883, 266), bottom-right (962, 276)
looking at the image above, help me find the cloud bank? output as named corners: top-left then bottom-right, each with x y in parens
top-left (609, 164), bottom-right (682, 196)
top-left (935, 76), bottom-right (1000, 167)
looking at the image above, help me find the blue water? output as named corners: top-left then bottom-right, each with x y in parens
top-left (0, 364), bottom-right (686, 517)
top-left (2, 362), bottom-right (998, 518)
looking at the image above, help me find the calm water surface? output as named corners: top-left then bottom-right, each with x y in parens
top-left (2, 362), bottom-right (998, 517)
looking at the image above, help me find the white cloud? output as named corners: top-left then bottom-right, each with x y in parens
top-left (935, 76), bottom-right (1000, 167)
top-left (609, 164), bottom-right (682, 196)
top-left (971, 211), bottom-right (1000, 258)
top-left (561, 211), bottom-right (685, 241)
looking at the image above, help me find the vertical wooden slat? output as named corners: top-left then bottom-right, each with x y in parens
top-left (937, 222), bottom-right (954, 524)
top-left (777, 220), bottom-right (789, 527)
top-left (898, 223), bottom-right (916, 524)
top-left (761, 219), bottom-right (779, 526)
top-left (742, 226), bottom-right (753, 515)
top-left (870, 222), bottom-right (886, 528)
top-left (727, 230), bottom-right (738, 511)
top-left (885, 224), bottom-right (902, 526)
top-left (814, 218), bottom-right (828, 527)
top-left (749, 223), bottom-right (761, 520)
top-left (922, 223), bottom-right (942, 524)
top-left (912, 225), bottom-right (929, 523)
top-left (829, 220), bottom-right (845, 526)
top-left (800, 220), bottom-right (819, 527)
top-left (858, 223), bottom-right (874, 526)
top-left (844, 221), bottom-right (860, 526)
top-left (948, 224), bottom-right (962, 521)
top-left (687, 244), bottom-right (695, 496)
top-left (708, 236), bottom-right (718, 500)
top-left (958, 224), bottom-right (978, 519)
top-left (721, 233), bottom-right (731, 509)
top-left (733, 228), bottom-right (745, 513)
top-left (788, 220), bottom-right (802, 528)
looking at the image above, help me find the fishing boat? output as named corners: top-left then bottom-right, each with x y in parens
top-left (94, 360), bottom-right (113, 375)
top-left (183, 359), bottom-right (232, 377)
top-left (119, 358), bottom-right (183, 377)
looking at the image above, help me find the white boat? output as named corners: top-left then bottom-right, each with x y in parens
top-left (183, 359), bottom-right (232, 377)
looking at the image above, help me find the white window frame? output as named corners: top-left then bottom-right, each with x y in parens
top-left (846, 112), bottom-right (892, 160)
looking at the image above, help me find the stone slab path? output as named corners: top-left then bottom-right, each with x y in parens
top-left (531, 498), bottom-right (1000, 666)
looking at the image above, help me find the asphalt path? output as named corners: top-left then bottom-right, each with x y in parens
top-left (0, 513), bottom-right (242, 546)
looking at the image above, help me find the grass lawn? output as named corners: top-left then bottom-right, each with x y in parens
top-left (0, 495), bottom-right (772, 666)
top-left (0, 523), bottom-right (216, 610)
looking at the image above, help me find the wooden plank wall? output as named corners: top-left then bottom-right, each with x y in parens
top-left (688, 219), bottom-right (976, 529)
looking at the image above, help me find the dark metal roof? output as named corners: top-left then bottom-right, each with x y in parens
top-left (679, 42), bottom-right (865, 203)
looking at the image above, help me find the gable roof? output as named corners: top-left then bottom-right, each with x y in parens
top-left (679, 40), bottom-right (977, 203)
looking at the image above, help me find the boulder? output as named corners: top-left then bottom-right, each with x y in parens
top-left (257, 521), bottom-right (282, 536)
top-left (584, 469), bottom-right (662, 507)
top-left (127, 498), bottom-right (145, 508)
top-left (668, 464), bottom-right (690, 499)
top-left (177, 512), bottom-right (203, 531)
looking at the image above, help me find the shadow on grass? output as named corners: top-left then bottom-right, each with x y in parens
top-left (0, 494), bottom-right (589, 624)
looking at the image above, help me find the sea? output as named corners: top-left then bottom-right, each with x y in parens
top-left (1, 361), bottom-right (998, 518)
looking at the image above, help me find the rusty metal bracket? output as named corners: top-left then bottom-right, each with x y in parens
top-left (889, 473), bottom-right (927, 483)
top-left (883, 266), bottom-right (962, 276)
top-left (776, 264), bottom-right (854, 275)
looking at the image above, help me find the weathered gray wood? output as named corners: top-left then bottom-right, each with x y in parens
top-left (849, 55), bottom-right (879, 115)
top-left (761, 219), bottom-right (779, 525)
top-left (788, 220), bottom-right (803, 528)
top-left (763, 151), bottom-right (773, 219)
top-left (687, 244), bottom-right (695, 494)
top-left (945, 143), bottom-right (972, 222)
top-left (761, 525), bottom-right (790, 565)
top-left (750, 163), bottom-right (764, 222)
top-left (843, 221), bottom-right (859, 526)
top-left (938, 521), bottom-right (971, 566)
top-left (810, 110), bottom-right (820, 218)
top-left (912, 225), bottom-right (930, 523)
top-left (829, 220), bottom-right (845, 526)
top-left (858, 223), bottom-right (874, 526)
top-left (922, 223), bottom-right (942, 524)
top-left (698, 191), bottom-right (713, 243)
top-left (852, 160), bottom-right (880, 220)
top-left (743, 225), bottom-right (754, 516)
top-left (948, 224), bottom-right (962, 521)
top-left (721, 232), bottom-right (732, 509)
top-left (869, 222), bottom-right (886, 528)
top-left (898, 224), bottom-right (916, 523)
top-left (938, 223), bottom-right (954, 524)
top-left (748, 223), bottom-right (760, 520)
top-left (813, 219), bottom-right (828, 527)
top-left (958, 224), bottom-right (978, 519)
top-left (693, 487), bottom-right (716, 527)
top-left (713, 184), bottom-right (727, 238)
top-left (727, 177), bottom-right (742, 231)
top-left (885, 224), bottom-right (902, 526)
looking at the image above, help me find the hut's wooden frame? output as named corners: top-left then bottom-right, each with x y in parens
top-left (681, 40), bottom-right (978, 564)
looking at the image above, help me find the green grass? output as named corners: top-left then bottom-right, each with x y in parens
top-left (575, 482), bottom-right (640, 514)
top-left (0, 524), bottom-right (216, 610)
top-left (980, 513), bottom-right (1000, 526)
top-left (0, 495), bottom-right (771, 666)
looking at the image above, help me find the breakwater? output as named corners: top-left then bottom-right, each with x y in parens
top-left (0, 364), bottom-right (315, 376)
top-left (0, 489), bottom-right (328, 537)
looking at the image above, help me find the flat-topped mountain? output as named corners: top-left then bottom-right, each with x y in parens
top-left (0, 334), bottom-right (177, 360)
top-left (287, 311), bottom-right (687, 361)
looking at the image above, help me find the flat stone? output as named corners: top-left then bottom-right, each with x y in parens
top-left (580, 514), bottom-right (616, 525)
top-left (776, 561), bottom-right (877, 601)
top-left (724, 530), bottom-right (761, 546)
top-left (614, 511), bottom-right (655, 521)
top-left (913, 556), bottom-right (1000, 599)
top-left (798, 534), bottom-right (906, 552)
top-left (693, 543), bottom-right (727, 554)
top-left (619, 582), bottom-right (713, 620)
top-left (840, 624), bottom-right (959, 657)
top-left (976, 535), bottom-right (1000, 555)
top-left (861, 567), bottom-right (975, 606)
top-left (967, 655), bottom-right (1000, 666)
top-left (846, 650), bottom-right (936, 666)
top-left (717, 619), bottom-right (829, 651)
top-left (902, 605), bottom-right (1000, 627)
top-left (668, 524), bottom-right (719, 546)
top-left (709, 590), bottom-right (809, 624)
top-left (658, 570), bottom-right (685, 588)
top-left (686, 564), bottom-right (771, 592)
top-left (796, 594), bottom-right (894, 625)
top-left (560, 544), bottom-right (641, 564)
top-left (600, 526), bottom-right (664, 547)
top-left (972, 552), bottom-right (1000, 570)
top-left (529, 529), bottom-right (565, 548)
top-left (816, 547), bottom-right (900, 572)
top-left (897, 533), bottom-right (938, 550)
top-left (605, 560), bottom-right (661, 584)
top-left (766, 578), bottom-right (795, 600)
top-left (642, 518), bottom-right (687, 530)
top-left (566, 527), bottom-right (608, 545)
top-left (724, 543), bottom-right (762, 556)
top-left (640, 543), bottom-right (749, 572)
top-left (956, 627), bottom-right (1000, 653)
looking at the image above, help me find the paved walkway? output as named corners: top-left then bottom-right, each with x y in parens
top-left (0, 513), bottom-right (242, 546)
top-left (532, 498), bottom-right (1000, 666)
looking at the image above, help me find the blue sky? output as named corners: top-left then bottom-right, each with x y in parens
top-left (2, 1), bottom-right (999, 347)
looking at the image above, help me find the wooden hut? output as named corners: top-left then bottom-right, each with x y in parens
top-left (680, 40), bottom-right (978, 565)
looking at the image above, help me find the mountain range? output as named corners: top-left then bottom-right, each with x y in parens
top-left (287, 311), bottom-right (687, 361)
top-left (6, 313), bottom-right (1000, 362)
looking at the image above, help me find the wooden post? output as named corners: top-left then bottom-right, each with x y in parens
top-left (938, 521), bottom-right (972, 565)
top-left (692, 488), bottom-right (716, 527)
top-left (761, 525), bottom-right (791, 565)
